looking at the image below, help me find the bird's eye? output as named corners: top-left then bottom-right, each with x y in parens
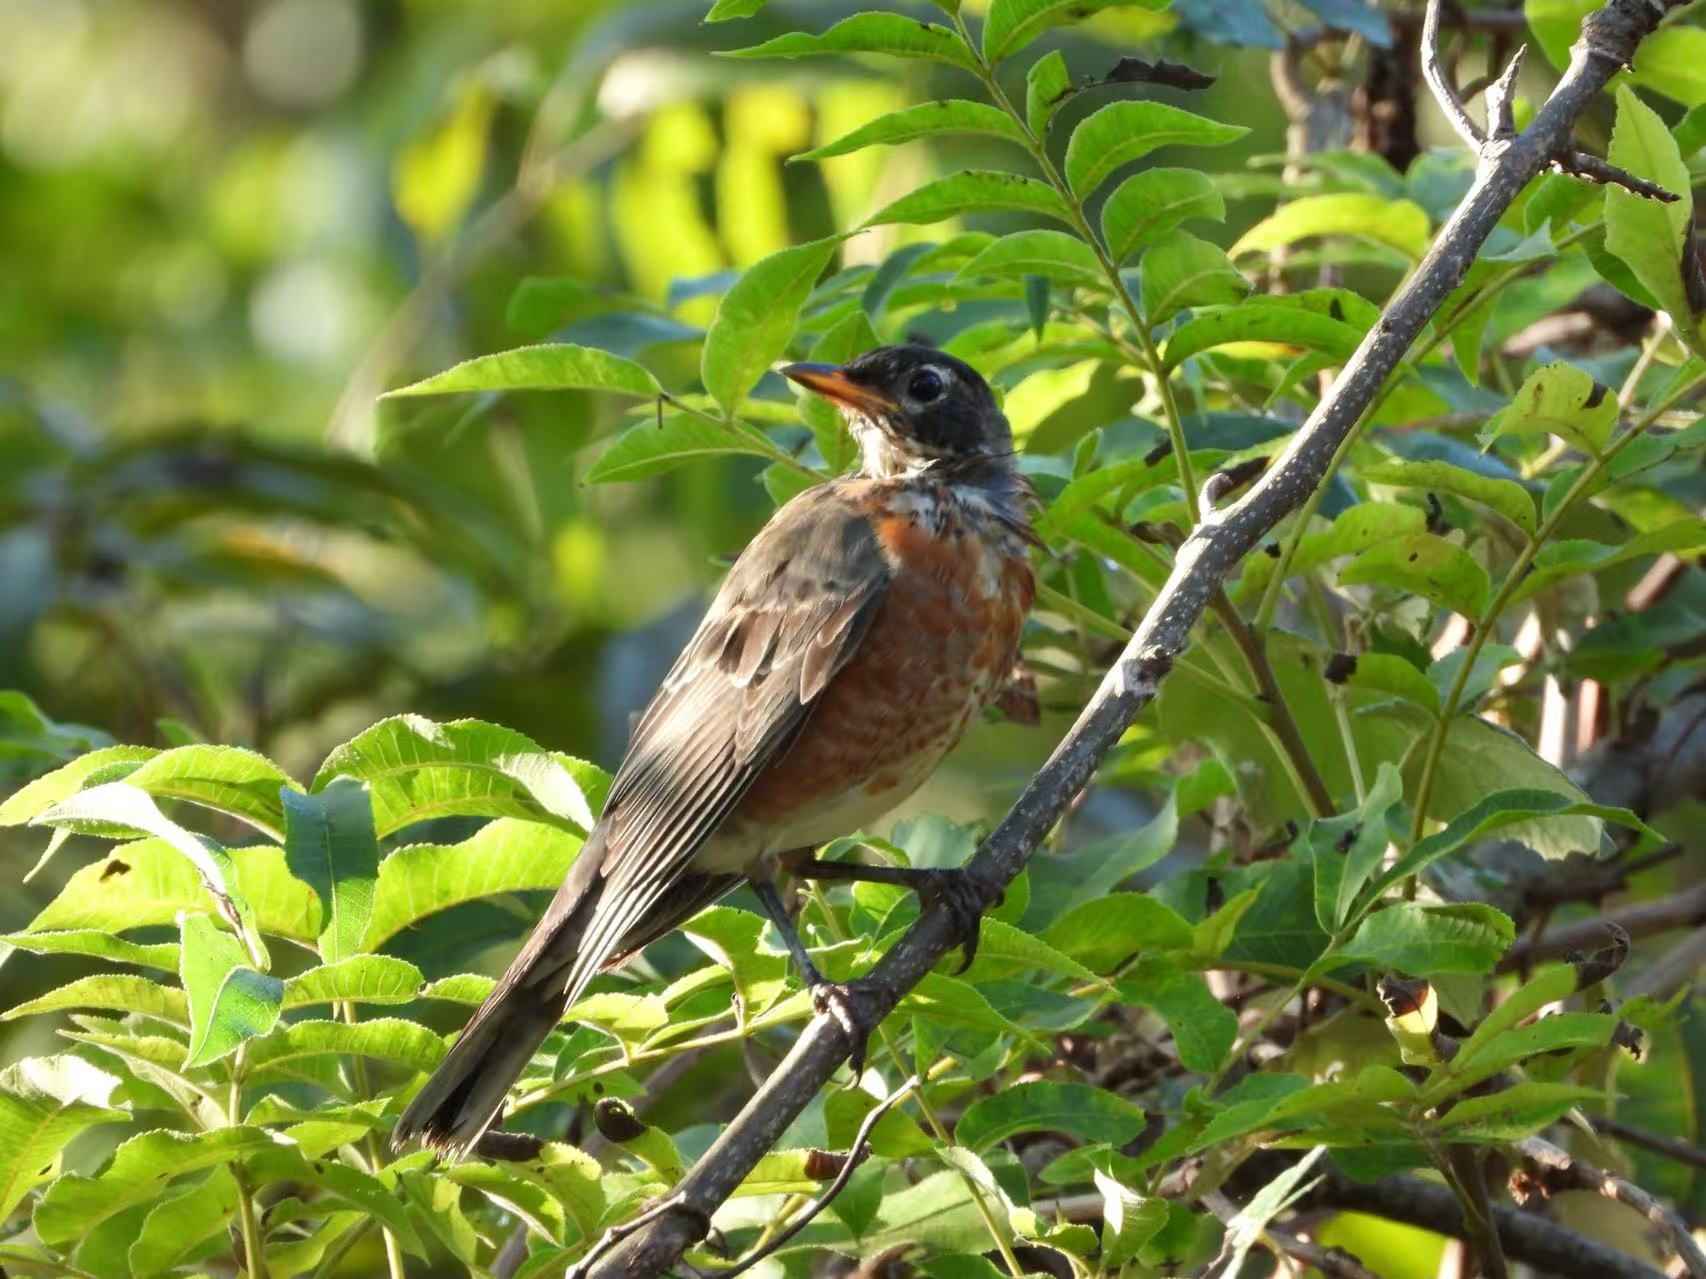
top-left (908, 368), bottom-right (944, 402)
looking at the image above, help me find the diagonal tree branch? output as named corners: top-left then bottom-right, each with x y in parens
top-left (587, 2), bottom-right (1688, 1272)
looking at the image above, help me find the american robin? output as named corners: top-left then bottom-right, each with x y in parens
top-left (394, 344), bottom-right (1036, 1155)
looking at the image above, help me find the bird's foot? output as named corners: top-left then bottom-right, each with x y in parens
top-left (911, 867), bottom-right (990, 975)
top-left (809, 979), bottom-right (883, 1077)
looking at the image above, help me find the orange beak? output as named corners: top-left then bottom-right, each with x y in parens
top-left (781, 362), bottom-right (897, 416)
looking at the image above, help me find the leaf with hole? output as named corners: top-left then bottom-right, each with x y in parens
top-left (1232, 193), bottom-right (1431, 260)
top-left (1484, 362), bottom-right (1619, 458)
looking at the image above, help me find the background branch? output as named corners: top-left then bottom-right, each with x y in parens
top-left (587, 1), bottom-right (1688, 1272)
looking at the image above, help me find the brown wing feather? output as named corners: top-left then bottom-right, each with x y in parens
top-left (537, 483), bottom-right (889, 1003)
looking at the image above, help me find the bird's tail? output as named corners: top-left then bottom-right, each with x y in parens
top-left (393, 834), bottom-right (608, 1156)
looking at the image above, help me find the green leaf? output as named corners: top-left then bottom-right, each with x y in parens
top-left (1360, 458), bottom-right (1537, 537)
top-left (1339, 532), bottom-right (1491, 617)
top-left (24, 840), bottom-right (321, 946)
top-left (383, 343), bottom-right (661, 399)
top-left (864, 171), bottom-right (1075, 228)
top-left (1329, 902), bottom-right (1514, 976)
top-left (247, 1145), bottom-right (426, 1257)
top-left (1041, 893), bottom-right (1193, 971)
top-left (178, 912), bottom-right (283, 1067)
top-left (33, 1126), bottom-right (277, 1247)
top-left (1162, 300), bottom-right (1365, 370)
top-left (1118, 958), bottom-right (1238, 1073)
top-left (1630, 25), bottom-right (1706, 108)
top-left (956, 229), bottom-right (1106, 289)
top-left (1486, 362), bottom-right (1619, 458)
top-left (702, 237), bottom-right (840, 415)
top-left (282, 777), bottom-right (380, 963)
top-left (1343, 654), bottom-right (1440, 715)
top-left (394, 82), bottom-right (493, 246)
top-left (1066, 101), bottom-right (1248, 196)
top-left (1438, 1082), bottom-right (1604, 1140)
top-left (1024, 796), bottom-right (1177, 925)
top-left (1510, 517), bottom-right (1706, 605)
top-left (1232, 193), bottom-right (1432, 260)
top-left (955, 1082), bottom-right (1145, 1153)
top-left (588, 411), bottom-right (793, 483)
top-left (1096, 1168), bottom-right (1171, 1266)
top-left (313, 714), bottom-right (601, 838)
top-left (0, 1055), bottom-right (126, 1221)
top-left (1025, 49), bottom-right (1071, 136)
top-left (1102, 168), bottom-right (1225, 263)
top-left (796, 101), bottom-right (1025, 161)
top-left (31, 782), bottom-right (267, 967)
top-left (361, 818), bottom-right (585, 951)
top-left (282, 954), bottom-right (425, 1008)
top-left (0, 745), bottom-right (157, 828)
top-left (1140, 231), bottom-right (1252, 325)
top-left (723, 14), bottom-right (976, 69)
top-left (799, 311), bottom-right (879, 473)
top-left (1369, 794), bottom-right (1647, 917)
top-left (127, 1166), bottom-right (238, 1277)
top-left (0, 929), bottom-right (179, 971)
top-left (1309, 761), bottom-right (1404, 930)
top-left (1603, 84), bottom-right (1696, 327)
top-left (969, 916), bottom-right (1106, 986)
top-left (1234, 502), bottom-right (1427, 601)
top-left (705, 0), bottom-right (767, 17)
top-left (242, 1018), bottom-right (447, 1083)
top-left (984, 0), bottom-right (1167, 62)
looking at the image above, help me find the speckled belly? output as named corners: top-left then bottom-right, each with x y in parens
top-left (711, 508), bottom-right (1033, 865)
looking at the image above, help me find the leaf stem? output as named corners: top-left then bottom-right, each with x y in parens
top-left (339, 1000), bottom-right (406, 1279)
top-left (229, 1045), bottom-right (268, 1279)
top-left (954, 15), bottom-right (1199, 522)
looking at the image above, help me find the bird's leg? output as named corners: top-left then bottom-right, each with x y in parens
top-left (749, 878), bottom-right (880, 1075)
top-left (780, 852), bottom-right (989, 974)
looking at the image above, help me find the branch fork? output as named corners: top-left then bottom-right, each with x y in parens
top-left (1423, 0), bottom-right (1680, 203)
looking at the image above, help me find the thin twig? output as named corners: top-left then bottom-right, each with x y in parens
top-left (1512, 1135), bottom-right (1706, 1278)
top-left (583, 2), bottom-right (1689, 1271)
top-left (1497, 882), bottom-right (1706, 971)
top-left (1590, 1115), bottom-right (1706, 1173)
top-left (704, 1076), bottom-right (917, 1278)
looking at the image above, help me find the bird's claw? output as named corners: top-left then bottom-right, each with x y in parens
top-left (915, 867), bottom-right (989, 975)
top-left (810, 980), bottom-right (882, 1077)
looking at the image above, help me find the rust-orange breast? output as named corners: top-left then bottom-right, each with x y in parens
top-left (734, 482), bottom-right (1034, 836)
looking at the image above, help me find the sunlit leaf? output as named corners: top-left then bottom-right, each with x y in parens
top-left (795, 101), bottom-right (1025, 161)
top-left (955, 1082), bottom-right (1145, 1152)
top-left (723, 14), bottom-right (976, 69)
top-left (1141, 231), bottom-right (1252, 325)
top-left (313, 714), bottom-right (601, 838)
top-left (362, 818), bottom-right (584, 951)
top-left (587, 412), bottom-right (793, 483)
top-left (984, 0), bottom-right (1168, 62)
top-left (1360, 458), bottom-right (1537, 536)
top-left (0, 929), bottom-right (179, 971)
top-left (1338, 532), bottom-right (1491, 617)
top-left (1232, 193), bottom-right (1431, 260)
top-left (282, 954), bottom-right (425, 1009)
top-left (1065, 101), bottom-right (1248, 196)
top-left (0, 1055), bottom-right (126, 1221)
top-left (383, 343), bottom-right (662, 399)
top-left (282, 777), bottom-right (380, 963)
top-left (1484, 362), bottom-right (1619, 458)
top-left (126, 1165), bottom-right (238, 1277)
top-left (1162, 300), bottom-right (1365, 370)
top-left (242, 1019), bottom-right (447, 1084)
top-left (1603, 85), bottom-right (1697, 328)
top-left (1234, 502), bottom-right (1427, 601)
top-left (956, 229), bottom-right (1106, 289)
top-left (864, 171), bottom-right (1075, 228)
top-left (1026, 49), bottom-right (1071, 136)
top-left (393, 81), bottom-right (493, 246)
top-left (178, 912), bottom-right (283, 1067)
top-left (1328, 901), bottom-right (1514, 976)
top-left (33, 1126), bottom-right (277, 1247)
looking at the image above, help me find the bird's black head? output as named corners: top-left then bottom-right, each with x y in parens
top-left (783, 344), bottom-right (1012, 478)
